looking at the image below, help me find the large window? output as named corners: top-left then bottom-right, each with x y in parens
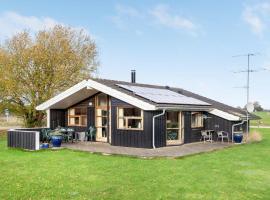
top-left (68, 107), bottom-right (87, 126)
top-left (166, 112), bottom-right (179, 141)
top-left (191, 112), bottom-right (204, 128)
top-left (117, 107), bottom-right (143, 130)
top-left (95, 93), bottom-right (109, 141)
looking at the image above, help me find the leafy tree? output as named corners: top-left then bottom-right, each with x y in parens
top-left (253, 101), bottom-right (264, 112)
top-left (0, 25), bottom-right (98, 127)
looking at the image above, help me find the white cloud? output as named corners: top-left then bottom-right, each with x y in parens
top-left (110, 4), bottom-right (198, 36)
top-left (115, 4), bottom-right (141, 18)
top-left (149, 4), bottom-right (196, 31)
top-left (242, 2), bottom-right (270, 36)
top-left (0, 11), bottom-right (60, 40)
top-left (110, 5), bottom-right (144, 36)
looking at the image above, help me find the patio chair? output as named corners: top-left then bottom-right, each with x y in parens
top-left (200, 130), bottom-right (211, 143)
top-left (85, 126), bottom-right (96, 141)
top-left (217, 131), bottom-right (229, 143)
top-left (40, 128), bottom-right (52, 143)
top-left (66, 128), bottom-right (75, 142)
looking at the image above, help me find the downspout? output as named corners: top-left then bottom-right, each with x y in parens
top-left (152, 109), bottom-right (166, 149)
top-left (232, 120), bottom-right (247, 142)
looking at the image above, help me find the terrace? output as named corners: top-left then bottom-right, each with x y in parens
top-left (62, 141), bottom-right (232, 158)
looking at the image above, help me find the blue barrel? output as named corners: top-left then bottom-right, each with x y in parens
top-left (234, 134), bottom-right (243, 143)
top-left (51, 135), bottom-right (62, 147)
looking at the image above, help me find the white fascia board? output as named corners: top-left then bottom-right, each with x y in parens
top-left (46, 109), bottom-right (50, 128)
top-left (36, 80), bottom-right (88, 110)
top-left (87, 79), bottom-right (156, 110)
top-left (210, 109), bottom-right (240, 121)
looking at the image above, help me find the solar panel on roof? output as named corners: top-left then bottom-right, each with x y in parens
top-left (117, 84), bottom-right (210, 105)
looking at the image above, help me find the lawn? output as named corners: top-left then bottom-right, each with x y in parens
top-left (251, 111), bottom-right (270, 126)
top-left (1, 129), bottom-right (270, 200)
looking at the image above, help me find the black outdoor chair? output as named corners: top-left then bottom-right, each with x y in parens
top-left (66, 128), bottom-right (75, 142)
top-left (84, 126), bottom-right (96, 141)
top-left (40, 128), bottom-right (52, 143)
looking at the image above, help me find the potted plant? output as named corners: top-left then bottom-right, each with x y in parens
top-left (50, 129), bottom-right (63, 147)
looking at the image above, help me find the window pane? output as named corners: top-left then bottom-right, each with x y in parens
top-left (191, 112), bottom-right (203, 127)
top-left (102, 127), bottom-right (107, 137)
top-left (127, 119), bottom-right (142, 129)
top-left (69, 117), bottom-right (80, 125)
top-left (97, 93), bottom-right (107, 106)
top-left (75, 108), bottom-right (81, 115)
top-left (167, 112), bottom-right (179, 128)
top-left (118, 108), bottom-right (124, 117)
top-left (167, 130), bottom-right (179, 140)
top-left (117, 107), bottom-right (143, 129)
top-left (101, 110), bottom-right (108, 116)
top-left (124, 108), bottom-right (141, 117)
top-left (69, 108), bottom-right (75, 115)
top-left (69, 117), bottom-right (75, 125)
top-left (102, 117), bottom-right (107, 126)
top-left (75, 117), bottom-right (80, 125)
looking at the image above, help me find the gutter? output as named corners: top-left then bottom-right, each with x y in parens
top-left (232, 120), bottom-right (247, 142)
top-left (152, 109), bottom-right (166, 149)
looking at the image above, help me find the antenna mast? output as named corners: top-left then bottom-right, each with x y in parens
top-left (233, 53), bottom-right (256, 137)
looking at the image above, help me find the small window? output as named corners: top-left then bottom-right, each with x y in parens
top-left (117, 107), bottom-right (143, 130)
top-left (68, 107), bottom-right (87, 126)
top-left (191, 112), bottom-right (204, 128)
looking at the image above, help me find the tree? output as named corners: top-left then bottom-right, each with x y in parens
top-left (0, 25), bottom-right (98, 127)
top-left (253, 101), bottom-right (264, 112)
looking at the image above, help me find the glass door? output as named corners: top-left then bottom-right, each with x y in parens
top-left (95, 93), bottom-right (109, 142)
top-left (166, 111), bottom-right (184, 145)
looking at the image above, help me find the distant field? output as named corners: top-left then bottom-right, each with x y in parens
top-left (251, 112), bottom-right (270, 126)
top-left (0, 115), bottom-right (23, 128)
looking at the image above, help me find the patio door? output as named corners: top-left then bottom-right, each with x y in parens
top-left (166, 111), bottom-right (184, 145)
top-left (95, 93), bottom-right (109, 142)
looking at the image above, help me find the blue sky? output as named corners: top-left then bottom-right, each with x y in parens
top-left (1, 0), bottom-right (270, 108)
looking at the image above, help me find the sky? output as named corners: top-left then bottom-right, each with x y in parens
top-left (1, 0), bottom-right (270, 109)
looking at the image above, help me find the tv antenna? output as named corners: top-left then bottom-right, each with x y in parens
top-left (232, 53), bottom-right (265, 137)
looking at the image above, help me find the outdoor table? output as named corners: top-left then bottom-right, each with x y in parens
top-left (60, 128), bottom-right (75, 143)
top-left (205, 130), bottom-right (214, 143)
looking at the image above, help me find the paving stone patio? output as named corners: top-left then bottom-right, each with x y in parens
top-left (62, 141), bottom-right (233, 158)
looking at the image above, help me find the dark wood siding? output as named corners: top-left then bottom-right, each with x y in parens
top-left (183, 112), bottom-right (247, 143)
top-left (50, 109), bottom-right (66, 129)
top-left (183, 111), bottom-right (204, 143)
top-left (205, 113), bottom-right (233, 140)
top-left (50, 96), bottom-right (96, 132)
top-left (110, 97), bottom-right (166, 148)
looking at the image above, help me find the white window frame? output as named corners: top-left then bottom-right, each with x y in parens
top-left (191, 112), bottom-right (204, 128)
top-left (68, 107), bottom-right (87, 127)
top-left (117, 107), bottom-right (144, 130)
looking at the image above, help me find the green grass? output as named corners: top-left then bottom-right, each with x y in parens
top-left (1, 129), bottom-right (270, 200)
top-left (251, 111), bottom-right (270, 126)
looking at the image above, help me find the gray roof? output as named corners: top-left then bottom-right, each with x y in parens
top-left (93, 78), bottom-right (259, 120)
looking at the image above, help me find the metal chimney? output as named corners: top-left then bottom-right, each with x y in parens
top-left (131, 70), bottom-right (136, 83)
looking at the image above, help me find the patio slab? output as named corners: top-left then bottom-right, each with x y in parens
top-left (62, 141), bottom-right (233, 158)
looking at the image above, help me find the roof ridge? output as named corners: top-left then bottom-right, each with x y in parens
top-left (91, 78), bottom-right (169, 88)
